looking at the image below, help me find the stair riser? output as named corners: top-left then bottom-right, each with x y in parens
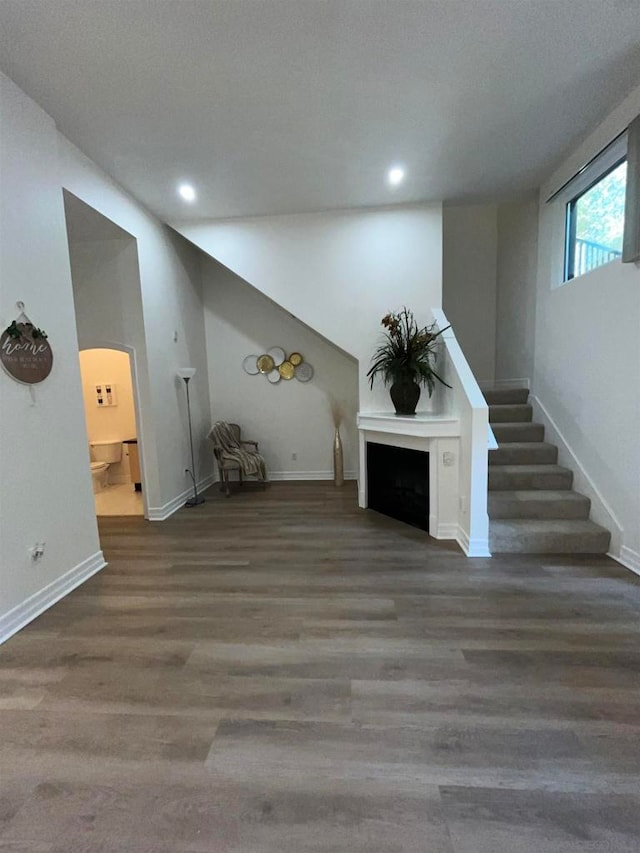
top-left (489, 469), bottom-right (573, 490)
top-left (490, 530), bottom-right (611, 554)
top-left (491, 424), bottom-right (545, 443)
top-left (483, 388), bottom-right (529, 405)
top-left (488, 496), bottom-right (591, 520)
top-left (484, 388), bottom-right (611, 553)
top-left (490, 445), bottom-right (558, 466)
top-left (489, 405), bottom-right (533, 423)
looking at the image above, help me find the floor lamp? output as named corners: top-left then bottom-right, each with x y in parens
top-left (177, 367), bottom-right (205, 507)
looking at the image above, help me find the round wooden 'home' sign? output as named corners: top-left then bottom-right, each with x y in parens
top-left (1, 321), bottom-right (53, 384)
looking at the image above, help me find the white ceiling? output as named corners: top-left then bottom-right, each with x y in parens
top-left (1, 1), bottom-right (639, 222)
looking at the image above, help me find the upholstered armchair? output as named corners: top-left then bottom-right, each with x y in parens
top-left (208, 421), bottom-right (267, 496)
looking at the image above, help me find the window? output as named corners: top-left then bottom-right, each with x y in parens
top-left (549, 117), bottom-right (639, 284)
top-left (564, 158), bottom-right (627, 281)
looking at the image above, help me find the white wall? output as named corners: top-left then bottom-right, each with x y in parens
top-left (0, 69), bottom-right (217, 640)
top-left (66, 231), bottom-right (160, 506)
top-left (172, 204), bottom-right (443, 413)
top-left (534, 86), bottom-right (640, 568)
top-left (79, 348), bottom-right (136, 484)
top-left (495, 199), bottom-right (538, 383)
top-left (443, 199), bottom-right (539, 386)
top-left (202, 258), bottom-right (359, 479)
top-left (0, 73), bottom-right (103, 639)
top-left (443, 204), bottom-right (498, 382)
top-left (70, 238), bottom-right (144, 352)
top-left (57, 136), bottom-right (214, 519)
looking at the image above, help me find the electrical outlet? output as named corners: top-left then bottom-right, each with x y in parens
top-left (291, 452), bottom-right (297, 461)
top-left (443, 451), bottom-right (455, 467)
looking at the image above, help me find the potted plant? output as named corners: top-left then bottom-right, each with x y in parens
top-left (367, 307), bottom-right (450, 415)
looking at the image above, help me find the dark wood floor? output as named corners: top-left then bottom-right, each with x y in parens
top-left (1, 481), bottom-right (640, 852)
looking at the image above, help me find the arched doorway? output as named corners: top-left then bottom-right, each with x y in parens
top-left (79, 344), bottom-right (147, 518)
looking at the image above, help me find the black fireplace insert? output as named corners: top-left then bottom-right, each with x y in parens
top-left (366, 442), bottom-right (430, 531)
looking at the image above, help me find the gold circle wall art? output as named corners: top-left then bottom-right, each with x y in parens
top-left (243, 355), bottom-right (260, 375)
top-left (267, 346), bottom-right (286, 366)
top-left (295, 362), bottom-right (314, 382)
top-left (256, 353), bottom-right (275, 374)
top-left (278, 360), bottom-right (295, 380)
top-left (242, 348), bottom-right (314, 387)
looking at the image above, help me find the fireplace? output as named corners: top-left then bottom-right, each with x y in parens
top-left (366, 441), bottom-right (430, 531)
top-left (357, 410), bottom-right (462, 543)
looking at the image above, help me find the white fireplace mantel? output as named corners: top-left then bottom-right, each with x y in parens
top-left (357, 411), bottom-right (460, 437)
top-left (357, 410), bottom-right (462, 542)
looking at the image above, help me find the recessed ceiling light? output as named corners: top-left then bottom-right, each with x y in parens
top-left (387, 166), bottom-right (405, 187)
top-left (178, 183), bottom-right (196, 202)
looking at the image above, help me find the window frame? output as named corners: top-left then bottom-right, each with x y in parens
top-left (563, 155), bottom-right (627, 282)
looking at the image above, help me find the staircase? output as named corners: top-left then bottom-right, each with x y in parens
top-left (485, 388), bottom-right (611, 554)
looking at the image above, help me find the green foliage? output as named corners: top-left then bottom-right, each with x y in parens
top-left (4, 321), bottom-right (21, 339)
top-left (367, 307), bottom-right (451, 397)
top-left (2, 321), bottom-right (48, 341)
top-left (575, 161), bottom-right (626, 251)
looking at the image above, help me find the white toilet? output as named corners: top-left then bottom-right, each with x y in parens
top-left (90, 440), bottom-right (122, 493)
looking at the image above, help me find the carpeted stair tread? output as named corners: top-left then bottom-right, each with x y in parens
top-left (489, 403), bottom-right (533, 423)
top-left (489, 441), bottom-right (558, 466)
top-left (483, 387), bottom-right (530, 405)
top-left (491, 422), bottom-right (545, 443)
top-left (488, 490), bottom-right (591, 520)
top-left (484, 386), bottom-right (610, 554)
top-left (489, 518), bottom-right (611, 554)
top-left (489, 464), bottom-right (573, 491)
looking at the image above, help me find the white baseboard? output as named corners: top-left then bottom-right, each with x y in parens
top-left (0, 551), bottom-right (106, 645)
top-left (435, 523), bottom-right (458, 539)
top-left (268, 470), bottom-right (358, 481)
top-left (612, 546), bottom-right (640, 578)
top-left (479, 377), bottom-right (531, 391)
top-left (529, 394), bottom-right (624, 555)
top-left (147, 472), bottom-right (216, 521)
top-left (456, 526), bottom-right (491, 557)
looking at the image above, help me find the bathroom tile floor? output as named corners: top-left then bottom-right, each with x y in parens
top-left (94, 483), bottom-right (144, 516)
